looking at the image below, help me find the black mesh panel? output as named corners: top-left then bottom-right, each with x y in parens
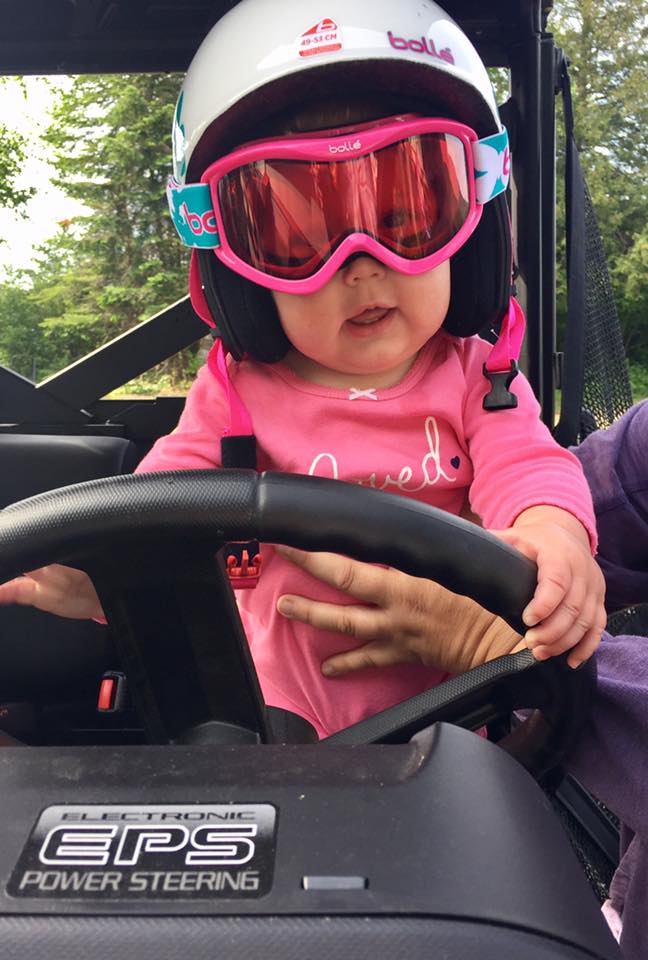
top-left (579, 181), bottom-right (633, 436)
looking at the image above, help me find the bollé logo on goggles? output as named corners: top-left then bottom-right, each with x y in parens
top-left (329, 139), bottom-right (362, 154)
top-left (180, 201), bottom-right (217, 236)
top-left (387, 29), bottom-right (454, 65)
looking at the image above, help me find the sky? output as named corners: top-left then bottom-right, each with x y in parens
top-left (0, 76), bottom-right (87, 279)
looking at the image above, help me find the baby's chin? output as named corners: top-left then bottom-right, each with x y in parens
top-left (281, 342), bottom-right (421, 390)
top-left (323, 355), bottom-right (420, 390)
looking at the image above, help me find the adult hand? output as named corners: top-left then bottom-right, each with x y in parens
top-left (276, 546), bottom-right (525, 677)
top-left (0, 564), bottom-right (104, 621)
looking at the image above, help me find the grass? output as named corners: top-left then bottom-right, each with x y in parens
top-left (104, 377), bottom-right (192, 399)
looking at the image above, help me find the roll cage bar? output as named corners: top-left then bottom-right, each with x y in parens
top-left (0, 0), bottom-right (559, 444)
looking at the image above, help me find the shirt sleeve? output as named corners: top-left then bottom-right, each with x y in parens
top-left (461, 337), bottom-right (598, 551)
top-left (572, 400), bottom-right (648, 611)
top-left (135, 362), bottom-right (226, 473)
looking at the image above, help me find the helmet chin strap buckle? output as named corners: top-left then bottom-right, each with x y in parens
top-left (482, 297), bottom-right (525, 410)
top-left (482, 360), bottom-right (519, 411)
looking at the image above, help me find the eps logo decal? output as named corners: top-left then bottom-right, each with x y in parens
top-left (8, 804), bottom-right (277, 899)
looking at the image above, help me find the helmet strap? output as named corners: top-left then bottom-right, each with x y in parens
top-left (207, 338), bottom-right (254, 435)
top-left (207, 338), bottom-right (261, 586)
top-left (482, 296), bottom-right (525, 411)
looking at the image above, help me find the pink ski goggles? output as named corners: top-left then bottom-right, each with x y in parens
top-left (167, 115), bottom-right (510, 295)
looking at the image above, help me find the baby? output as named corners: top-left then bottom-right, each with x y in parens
top-left (0, 0), bottom-right (605, 738)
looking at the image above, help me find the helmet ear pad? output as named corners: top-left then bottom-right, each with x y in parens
top-left (197, 250), bottom-right (290, 362)
top-left (443, 193), bottom-right (512, 337)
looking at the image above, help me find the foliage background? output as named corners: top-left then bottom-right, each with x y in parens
top-left (550, 0), bottom-right (648, 399)
top-left (0, 73), bottom-right (193, 390)
top-left (0, 0), bottom-right (646, 398)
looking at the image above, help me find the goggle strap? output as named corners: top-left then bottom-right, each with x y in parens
top-left (168, 178), bottom-right (221, 249)
top-left (169, 127), bottom-right (511, 249)
top-left (206, 337), bottom-right (255, 438)
top-left (472, 128), bottom-right (511, 204)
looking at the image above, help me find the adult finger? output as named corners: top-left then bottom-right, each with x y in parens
top-left (322, 640), bottom-right (414, 677)
top-left (276, 545), bottom-right (393, 604)
top-left (277, 593), bottom-right (386, 641)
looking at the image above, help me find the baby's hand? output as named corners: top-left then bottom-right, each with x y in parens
top-left (492, 507), bottom-right (606, 668)
top-left (0, 564), bottom-right (104, 621)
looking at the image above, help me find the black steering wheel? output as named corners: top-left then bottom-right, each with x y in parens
top-left (0, 469), bottom-right (595, 781)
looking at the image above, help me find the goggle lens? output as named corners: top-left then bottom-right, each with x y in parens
top-left (217, 132), bottom-right (470, 281)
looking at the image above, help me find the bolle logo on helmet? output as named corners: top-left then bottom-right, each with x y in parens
top-left (328, 139), bottom-right (362, 155)
top-left (180, 202), bottom-right (217, 236)
top-left (387, 30), bottom-right (455, 65)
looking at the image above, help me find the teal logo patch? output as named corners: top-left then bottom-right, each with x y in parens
top-left (473, 128), bottom-right (510, 204)
top-left (167, 178), bottom-right (220, 249)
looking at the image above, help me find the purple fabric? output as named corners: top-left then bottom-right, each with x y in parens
top-left (565, 400), bottom-right (648, 960)
top-left (575, 400), bottom-right (648, 612)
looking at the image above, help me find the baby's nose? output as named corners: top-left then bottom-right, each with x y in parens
top-left (341, 253), bottom-right (386, 283)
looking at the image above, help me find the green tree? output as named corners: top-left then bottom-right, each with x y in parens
top-left (0, 275), bottom-right (53, 379)
top-left (619, 224), bottom-right (648, 355)
top-left (0, 126), bottom-right (35, 212)
top-left (34, 73), bottom-right (191, 383)
top-left (548, 0), bottom-right (648, 361)
top-left (0, 80), bottom-right (36, 213)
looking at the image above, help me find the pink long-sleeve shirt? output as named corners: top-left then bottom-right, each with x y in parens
top-left (137, 332), bottom-right (597, 737)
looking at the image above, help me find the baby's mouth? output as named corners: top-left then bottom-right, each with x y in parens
top-left (347, 306), bottom-right (392, 326)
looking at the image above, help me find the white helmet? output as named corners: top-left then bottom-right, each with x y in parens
top-left (174, 0), bottom-right (512, 362)
top-left (174, 0), bottom-right (501, 183)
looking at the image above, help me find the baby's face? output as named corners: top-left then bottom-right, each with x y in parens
top-left (272, 256), bottom-right (451, 390)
